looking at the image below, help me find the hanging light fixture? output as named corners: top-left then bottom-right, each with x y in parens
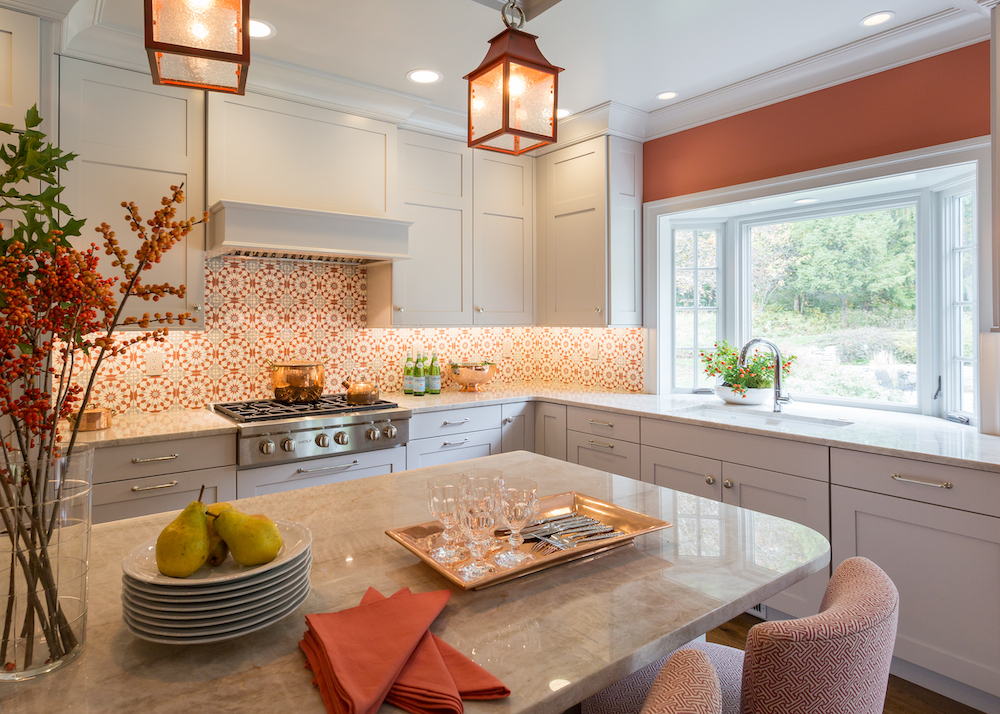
top-left (464, 1), bottom-right (563, 155)
top-left (144, 0), bottom-right (251, 95)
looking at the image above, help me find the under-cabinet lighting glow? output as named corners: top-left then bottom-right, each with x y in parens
top-left (861, 11), bottom-right (894, 27)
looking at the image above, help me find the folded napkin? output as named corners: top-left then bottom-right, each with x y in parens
top-left (300, 587), bottom-right (510, 714)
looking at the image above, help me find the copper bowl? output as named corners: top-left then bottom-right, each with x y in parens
top-left (448, 363), bottom-right (498, 392)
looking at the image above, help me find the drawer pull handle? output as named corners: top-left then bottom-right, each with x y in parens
top-left (891, 473), bottom-right (953, 489)
top-left (131, 480), bottom-right (178, 492)
top-left (132, 454), bottom-right (179, 464)
top-left (443, 439), bottom-right (469, 447)
top-left (705, 476), bottom-right (715, 485)
top-left (723, 479), bottom-right (733, 489)
top-left (588, 440), bottom-right (614, 450)
top-left (295, 460), bottom-right (359, 475)
top-left (587, 419), bottom-right (614, 428)
top-left (443, 418), bottom-right (471, 426)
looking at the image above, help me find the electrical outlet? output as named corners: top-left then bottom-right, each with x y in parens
top-left (587, 341), bottom-right (600, 361)
top-left (502, 338), bottom-right (513, 359)
top-left (145, 350), bottom-right (163, 376)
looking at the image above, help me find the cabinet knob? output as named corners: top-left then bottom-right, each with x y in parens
top-left (705, 476), bottom-right (715, 485)
top-left (395, 306), bottom-right (404, 313)
top-left (723, 479), bottom-right (733, 489)
top-left (595, 307), bottom-right (602, 313)
top-left (476, 307), bottom-right (484, 313)
top-left (192, 303), bottom-right (202, 312)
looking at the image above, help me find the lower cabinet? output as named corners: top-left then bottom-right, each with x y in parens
top-left (832, 484), bottom-right (1000, 698)
top-left (567, 430), bottom-right (640, 480)
top-left (501, 402), bottom-right (535, 453)
top-left (93, 466), bottom-right (236, 524)
top-left (641, 445), bottom-right (722, 500)
top-left (406, 428), bottom-right (502, 470)
top-left (534, 402), bottom-right (567, 461)
top-left (237, 447), bottom-right (406, 499)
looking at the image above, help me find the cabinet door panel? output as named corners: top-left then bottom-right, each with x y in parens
top-left (640, 445), bottom-right (722, 501)
top-left (0, 8), bottom-right (39, 129)
top-left (93, 466), bottom-right (235, 524)
top-left (236, 448), bottom-right (405, 499)
top-left (406, 429), bottom-right (502, 470)
top-left (534, 403), bottom-right (567, 461)
top-left (832, 485), bottom-right (1000, 696)
top-left (607, 136), bottom-right (642, 326)
top-left (501, 402), bottom-right (535, 453)
top-left (723, 463), bottom-right (830, 617)
top-left (567, 431), bottom-right (639, 480)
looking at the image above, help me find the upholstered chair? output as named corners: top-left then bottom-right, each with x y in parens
top-left (583, 557), bottom-right (899, 714)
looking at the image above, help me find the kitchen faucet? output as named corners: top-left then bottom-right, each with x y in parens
top-left (738, 338), bottom-right (792, 413)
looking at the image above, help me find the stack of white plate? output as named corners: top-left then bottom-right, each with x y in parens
top-left (120, 519), bottom-right (312, 645)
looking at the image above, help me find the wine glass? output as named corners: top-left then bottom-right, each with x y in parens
top-left (470, 467), bottom-right (506, 553)
top-left (495, 477), bottom-right (539, 569)
top-left (427, 474), bottom-right (470, 565)
top-left (457, 474), bottom-right (498, 582)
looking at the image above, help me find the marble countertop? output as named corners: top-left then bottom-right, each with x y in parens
top-left (2, 452), bottom-right (829, 714)
top-left (69, 382), bottom-right (1000, 473)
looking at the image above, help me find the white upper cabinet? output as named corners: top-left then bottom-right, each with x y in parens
top-left (537, 135), bottom-right (642, 326)
top-left (206, 92), bottom-right (396, 216)
top-left (59, 58), bottom-right (206, 327)
top-left (0, 8), bottom-right (38, 130)
top-left (369, 130), bottom-right (534, 327)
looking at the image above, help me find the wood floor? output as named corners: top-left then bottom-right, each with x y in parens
top-left (708, 614), bottom-right (983, 714)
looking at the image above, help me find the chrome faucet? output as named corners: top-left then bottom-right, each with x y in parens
top-left (738, 338), bottom-right (792, 413)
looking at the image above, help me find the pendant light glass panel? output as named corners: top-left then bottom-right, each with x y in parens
top-left (508, 62), bottom-right (554, 139)
top-left (152, 0), bottom-right (242, 52)
top-left (470, 64), bottom-right (504, 145)
top-left (156, 54), bottom-right (241, 91)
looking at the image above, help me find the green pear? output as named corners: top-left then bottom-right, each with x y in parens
top-left (155, 500), bottom-right (210, 577)
top-left (213, 509), bottom-right (283, 566)
top-left (206, 502), bottom-right (235, 566)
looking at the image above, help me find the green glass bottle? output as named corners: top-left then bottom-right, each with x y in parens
top-left (427, 353), bottom-right (441, 394)
top-left (413, 353), bottom-right (426, 397)
top-left (403, 352), bottom-right (414, 394)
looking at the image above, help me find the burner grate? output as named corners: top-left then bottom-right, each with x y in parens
top-left (213, 395), bottom-right (399, 423)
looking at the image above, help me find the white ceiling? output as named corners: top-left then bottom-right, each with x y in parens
top-left (25, 0), bottom-right (997, 139)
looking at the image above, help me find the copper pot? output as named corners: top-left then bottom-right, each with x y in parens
top-left (271, 361), bottom-right (325, 403)
top-left (66, 404), bottom-right (116, 431)
top-left (342, 370), bottom-right (379, 405)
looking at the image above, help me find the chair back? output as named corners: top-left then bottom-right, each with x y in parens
top-left (741, 557), bottom-right (899, 714)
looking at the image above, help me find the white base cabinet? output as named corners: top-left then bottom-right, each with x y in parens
top-left (237, 447), bottom-right (406, 499)
top-left (534, 403), bottom-right (567, 461)
top-left (406, 428), bottom-right (502, 470)
top-left (501, 402), bottom-right (535, 453)
top-left (567, 431), bottom-right (640, 480)
top-left (641, 445), bottom-right (721, 501)
top-left (93, 466), bottom-right (235, 524)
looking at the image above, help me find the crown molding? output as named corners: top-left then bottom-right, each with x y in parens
top-left (645, 8), bottom-right (990, 140)
top-left (0, 0), bottom-right (73, 21)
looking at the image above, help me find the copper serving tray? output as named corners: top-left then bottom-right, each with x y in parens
top-left (385, 492), bottom-right (673, 590)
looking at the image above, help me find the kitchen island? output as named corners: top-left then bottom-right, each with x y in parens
top-left (2, 451), bottom-right (828, 714)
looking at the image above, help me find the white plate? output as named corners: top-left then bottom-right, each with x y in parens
top-left (121, 556), bottom-right (311, 608)
top-left (122, 582), bottom-right (310, 645)
top-left (122, 545), bottom-right (311, 596)
top-left (123, 574), bottom-right (310, 628)
top-left (122, 519), bottom-right (312, 586)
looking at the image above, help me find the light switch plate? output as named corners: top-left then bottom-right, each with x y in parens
top-left (145, 350), bottom-right (163, 376)
top-left (587, 341), bottom-right (600, 361)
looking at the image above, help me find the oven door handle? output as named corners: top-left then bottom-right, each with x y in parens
top-left (294, 460), bottom-right (359, 475)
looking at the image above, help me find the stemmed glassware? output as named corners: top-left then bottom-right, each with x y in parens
top-left (456, 473), bottom-right (499, 581)
top-left (495, 477), bottom-right (539, 569)
top-left (427, 474), bottom-right (471, 565)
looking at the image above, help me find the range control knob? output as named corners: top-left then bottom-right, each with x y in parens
top-left (259, 440), bottom-right (276, 455)
top-left (315, 433), bottom-right (331, 448)
top-left (334, 431), bottom-right (349, 445)
top-left (383, 424), bottom-right (398, 439)
top-left (281, 438), bottom-right (296, 453)
top-left (366, 427), bottom-right (381, 442)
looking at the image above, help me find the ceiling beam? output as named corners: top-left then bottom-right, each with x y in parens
top-left (466, 0), bottom-right (564, 22)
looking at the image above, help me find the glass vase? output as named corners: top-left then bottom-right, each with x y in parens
top-left (0, 444), bottom-right (93, 680)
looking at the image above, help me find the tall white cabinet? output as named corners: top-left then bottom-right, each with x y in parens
top-left (536, 135), bottom-right (643, 326)
top-left (0, 8), bottom-right (38, 131)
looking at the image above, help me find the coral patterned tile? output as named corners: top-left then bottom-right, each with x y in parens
top-left (217, 263), bottom-right (252, 300)
top-left (176, 335), bottom-right (214, 373)
top-left (288, 303), bottom-right (319, 333)
top-left (599, 361), bottom-right (620, 390)
top-left (217, 336), bottom-right (251, 371)
top-left (287, 267), bottom-right (319, 300)
top-left (128, 339), bottom-right (175, 372)
top-left (252, 371), bottom-right (274, 399)
top-left (287, 335), bottom-right (319, 361)
top-left (254, 302), bottom-right (287, 335)
top-left (252, 265), bottom-right (286, 300)
top-left (319, 270), bottom-right (349, 302)
top-left (216, 301), bottom-right (253, 334)
top-left (216, 372), bottom-right (253, 402)
top-left (177, 374), bottom-right (215, 409)
top-left (89, 378), bottom-right (134, 413)
top-left (253, 336), bottom-right (287, 366)
top-left (135, 376), bottom-right (175, 412)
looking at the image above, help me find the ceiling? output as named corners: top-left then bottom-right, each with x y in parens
top-left (25, 0), bottom-right (998, 139)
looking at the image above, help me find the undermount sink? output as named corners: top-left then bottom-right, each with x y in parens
top-left (676, 406), bottom-right (853, 434)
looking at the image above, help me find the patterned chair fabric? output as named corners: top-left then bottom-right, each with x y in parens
top-left (640, 649), bottom-right (723, 714)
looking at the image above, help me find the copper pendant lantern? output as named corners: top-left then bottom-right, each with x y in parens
top-left (464, 1), bottom-right (563, 155)
top-left (144, 0), bottom-right (250, 95)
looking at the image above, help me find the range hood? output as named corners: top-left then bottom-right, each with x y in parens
top-left (207, 200), bottom-right (411, 265)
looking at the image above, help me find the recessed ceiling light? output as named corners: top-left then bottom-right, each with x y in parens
top-left (656, 91), bottom-right (678, 101)
top-left (861, 11), bottom-right (894, 27)
top-left (556, 108), bottom-right (572, 119)
top-left (407, 69), bottom-right (442, 84)
top-left (794, 198), bottom-right (820, 205)
top-left (248, 19), bottom-right (275, 38)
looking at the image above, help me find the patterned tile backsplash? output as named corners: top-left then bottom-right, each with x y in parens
top-left (75, 257), bottom-right (645, 414)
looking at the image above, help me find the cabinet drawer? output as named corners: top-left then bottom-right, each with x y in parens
top-left (567, 406), bottom-right (639, 444)
top-left (409, 405), bottom-right (502, 440)
top-left (640, 445), bottom-right (722, 500)
top-left (567, 431), bottom-right (640, 480)
top-left (406, 428), bottom-right (502, 470)
top-left (236, 447), bottom-right (405, 499)
top-left (831, 448), bottom-right (1000, 518)
top-left (92, 466), bottom-right (236, 524)
top-left (93, 434), bottom-right (235, 485)
top-left (641, 418), bottom-right (828, 482)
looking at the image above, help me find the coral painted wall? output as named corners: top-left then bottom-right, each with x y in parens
top-left (77, 257), bottom-right (644, 414)
top-left (644, 42), bottom-right (991, 201)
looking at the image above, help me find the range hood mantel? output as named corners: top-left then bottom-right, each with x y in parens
top-left (207, 200), bottom-right (412, 265)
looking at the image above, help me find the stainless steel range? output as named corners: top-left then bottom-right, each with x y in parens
top-left (212, 395), bottom-right (410, 468)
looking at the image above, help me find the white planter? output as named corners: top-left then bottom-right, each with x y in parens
top-left (715, 385), bottom-right (772, 405)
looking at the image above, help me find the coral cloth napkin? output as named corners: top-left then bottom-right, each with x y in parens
top-left (300, 587), bottom-right (510, 714)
